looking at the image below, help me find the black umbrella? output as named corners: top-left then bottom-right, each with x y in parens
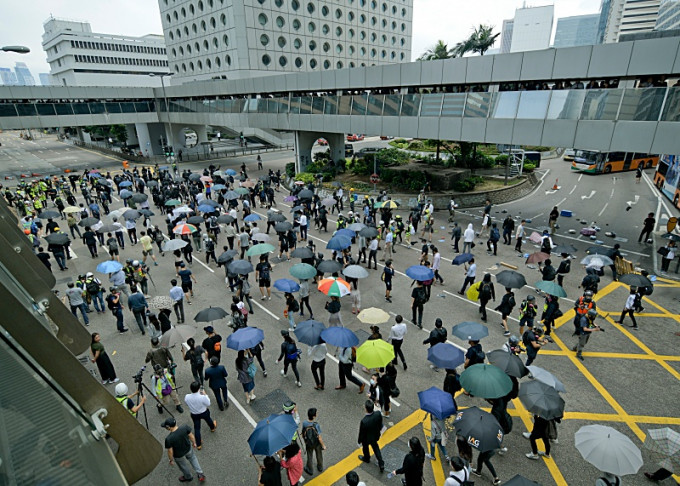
top-left (619, 273), bottom-right (653, 288)
top-left (268, 213), bottom-right (287, 222)
top-left (290, 247), bottom-right (314, 259)
top-left (495, 270), bottom-right (527, 289)
top-left (78, 217), bottom-right (100, 227)
top-left (586, 246), bottom-right (615, 257)
top-left (45, 233), bottom-right (70, 245)
top-left (194, 306), bottom-right (229, 322)
top-left (317, 259), bottom-right (342, 274)
top-left (37, 210), bottom-right (61, 220)
top-left (187, 216), bottom-right (205, 225)
top-left (275, 222), bottom-right (293, 233)
top-left (487, 349), bottom-right (529, 378)
top-left (189, 173), bottom-right (201, 182)
top-left (661, 232), bottom-right (680, 242)
top-left (131, 193), bottom-right (148, 203)
top-left (139, 209), bottom-right (155, 217)
top-left (553, 245), bottom-right (577, 255)
top-left (298, 189), bottom-right (314, 200)
top-left (504, 475), bottom-right (543, 486)
top-left (217, 249), bottom-right (238, 264)
top-left (224, 191), bottom-right (240, 201)
top-left (359, 227), bottom-right (379, 238)
top-left (228, 259), bottom-right (254, 274)
top-left (259, 175), bottom-right (271, 182)
top-left (122, 209), bottom-right (140, 220)
top-left (96, 224), bottom-right (119, 233)
top-left (217, 214), bottom-right (235, 224)
top-left (518, 380), bottom-right (565, 420)
top-left (147, 180), bottom-right (159, 187)
top-left (453, 406), bottom-right (504, 452)
top-left (290, 205), bottom-right (304, 213)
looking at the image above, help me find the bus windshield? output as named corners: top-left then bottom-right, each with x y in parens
top-left (573, 150), bottom-right (603, 164)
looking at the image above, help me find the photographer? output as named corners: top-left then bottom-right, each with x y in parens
top-left (145, 337), bottom-right (175, 376)
top-left (106, 287), bottom-right (128, 334)
top-left (114, 382), bottom-right (146, 418)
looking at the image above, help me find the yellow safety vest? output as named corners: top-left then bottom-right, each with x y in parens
top-left (116, 395), bottom-right (137, 417)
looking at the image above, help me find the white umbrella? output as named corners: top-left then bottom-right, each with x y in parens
top-left (160, 325), bottom-right (196, 347)
top-left (644, 427), bottom-right (680, 472)
top-left (342, 265), bottom-right (370, 279)
top-left (581, 254), bottom-right (614, 267)
top-left (162, 239), bottom-right (188, 252)
top-left (575, 425), bottom-right (643, 476)
top-left (252, 233), bottom-right (271, 242)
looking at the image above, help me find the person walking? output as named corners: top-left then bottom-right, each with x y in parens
top-left (128, 286), bottom-right (149, 334)
top-left (336, 346), bottom-right (365, 393)
top-left (202, 326), bottom-right (223, 364)
top-left (462, 224), bottom-right (475, 254)
top-left (615, 286), bottom-right (639, 330)
top-left (162, 417), bottom-right (206, 483)
top-left (280, 443), bottom-right (303, 486)
top-left (82, 226), bottom-right (99, 258)
top-left (170, 279), bottom-right (186, 323)
top-left (411, 280), bottom-right (427, 328)
top-left (299, 279), bottom-right (313, 319)
top-left (184, 381), bottom-right (217, 450)
top-left (277, 330), bottom-right (302, 387)
top-left (451, 223), bottom-right (461, 253)
top-left (388, 314), bottom-right (408, 370)
top-left (392, 437), bottom-right (426, 486)
top-left (139, 230), bottom-right (159, 266)
top-left (178, 263), bottom-right (197, 304)
top-left (258, 456), bottom-right (284, 486)
top-left (524, 414), bottom-right (551, 460)
top-left (426, 414), bottom-right (449, 462)
top-left (556, 253), bottom-right (571, 287)
top-left (302, 407), bottom-right (326, 476)
top-left (183, 338), bottom-right (206, 386)
top-left (458, 258), bottom-right (476, 295)
top-left (502, 215), bottom-right (515, 245)
top-left (367, 236), bottom-right (378, 269)
top-left (383, 259), bottom-right (395, 302)
top-left (236, 349), bottom-right (256, 404)
top-left (423, 318), bottom-right (447, 370)
top-left (284, 292), bottom-right (299, 330)
top-left (464, 340), bottom-right (485, 369)
top-left (204, 356), bottom-right (229, 411)
top-left (518, 295), bottom-right (538, 336)
top-left (151, 364), bottom-right (184, 414)
top-left (325, 296), bottom-right (342, 327)
top-left (638, 212), bottom-right (656, 243)
top-left (572, 308), bottom-right (601, 361)
top-left (256, 256), bottom-right (273, 300)
top-left (515, 219), bottom-right (526, 253)
top-left (358, 399), bottom-right (385, 473)
top-left (478, 273), bottom-right (495, 322)
top-left (495, 287), bottom-right (516, 337)
top-left (541, 294), bottom-right (561, 338)
top-left (660, 241), bottom-right (676, 272)
top-left (486, 224), bottom-right (500, 256)
top-left (65, 282), bottom-right (89, 326)
top-left (382, 228), bottom-right (394, 261)
top-left (145, 336), bottom-right (176, 373)
top-left (90, 332), bottom-right (118, 385)
top-left (548, 206), bottom-right (559, 235)
top-left (309, 339), bottom-right (327, 390)
top-left (432, 247), bottom-right (444, 285)
top-left (471, 448), bottom-right (501, 485)
top-left (523, 326), bottom-right (546, 366)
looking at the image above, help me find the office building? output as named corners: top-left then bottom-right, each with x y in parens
top-left (500, 19), bottom-right (514, 54)
top-left (158, 0), bottom-right (414, 82)
top-left (597, 0), bottom-right (612, 43)
top-left (14, 62), bottom-right (36, 86)
top-left (509, 5), bottom-right (554, 53)
top-left (42, 17), bottom-right (169, 87)
top-left (553, 13), bottom-right (600, 48)
top-left (39, 73), bottom-right (52, 86)
top-left (601, 0), bottom-right (661, 43)
top-left (0, 67), bottom-right (18, 86)
top-left (655, 0), bottom-right (680, 30)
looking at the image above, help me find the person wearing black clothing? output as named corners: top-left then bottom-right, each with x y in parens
top-left (464, 340), bottom-right (484, 369)
top-left (556, 253), bottom-right (571, 287)
top-left (502, 216), bottom-right (515, 245)
top-left (638, 212), bottom-right (656, 243)
top-left (276, 331), bottom-right (301, 387)
top-left (377, 364), bottom-right (397, 418)
top-left (495, 287), bottom-right (516, 336)
top-left (541, 295), bottom-right (560, 337)
top-left (451, 222), bottom-right (461, 253)
top-left (423, 318), bottom-right (447, 370)
top-left (524, 414), bottom-right (551, 460)
top-left (541, 259), bottom-right (556, 282)
top-left (82, 226), bottom-right (99, 258)
top-left (258, 455), bottom-right (283, 486)
top-left (201, 326), bottom-right (223, 364)
top-left (392, 437), bottom-right (426, 486)
top-left (204, 356), bottom-right (229, 411)
top-left (478, 273), bottom-right (495, 322)
top-left (443, 368), bottom-right (461, 409)
top-left (383, 260), bottom-right (395, 302)
top-left (36, 247), bottom-right (52, 273)
top-left (609, 243), bottom-right (622, 281)
top-left (358, 400), bottom-right (385, 472)
top-left (411, 281), bottom-right (427, 328)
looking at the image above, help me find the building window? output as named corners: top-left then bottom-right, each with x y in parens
top-left (293, 38), bottom-right (302, 49)
top-left (401, 23), bottom-right (405, 31)
top-left (371, 16), bottom-right (377, 26)
top-left (260, 34), bottom-right (270, 46)
top-left (390, 51), bottom-right (395, 59)
top-left (336, 8), bottom-right (342, 19)
top-left (381, 34), bottom-right (386, 43)
top-left (295, 57), bottom-right (303, 68)
top-left (262, 54), bottom-right (271, 66)
top-left (349, 45), bottom-right (355, 54)
top-left (208, 0), bottom-right (213, 7)
top-left (392, 5), bottom-right (396, 14)
top-left (360, 14), bottom-right (366, 23)
top-left (321, 5), bottom-right (329, 16)
top-left (307, 2), bottom-right (314, 14)
top-left (308, 22), bottom-right (316, 33)
top-left (226, 54), bottom-right (231, 65)
top-left (166, 14), bottom-right (171, 23)
top-left (220, 13), bottom-right (227, 25)
top-left (309, 40), bottom-right (317, 51)
top-left (179, 46), bottom-right (185, 55)
top-left (213, 37), bottom-right (219, 48)
top-left (350, 62), bottom-right (355, 68)
top-left (278, 36), bottom-right (287, 47)
top-left (279, 56), bottom-right (287, 66)
top-left (172, 48), bottom-right (177, 56)
top-left (322, 24), bottom-right (330, 35)
top-left (173, 10), bottom-right (179, 20)
top-left (323, 42), bottom-right (330, 52)
top-left (203, 39), bottom-right (209, 50)
top-left (291, 0), bottom-right (299, 10)
top-left (336, 44), bottom-right (343, 54)
top-left (181, 7), bottom-right (186, 17)
top-left (293, 18), bottom-right (301, 30)
top-left (206, 58), bottom-right (212, 69)
top-left (360, 30), bottom-right (366, 40)
top-left (348, 11), bottom-right (355, 21)
top-left (275, 0), bottom-right (283, 6)
top-left (210, 17), bottom-right (216, 28)
top-left (223, 34), bottom-right (230, 46)
top-left (198, 59), bottom-right (203, 70)
top-left (190, 3), bottom-right (195, 14)
top-left (190, 61), bottom-right (195, 72)
top-left (370, 0), bottom-right (376, 8)
top-left (370, 48), bottom-right (376, 57)
top-left (182, 63), bottom-right (187, 72)
top-left (337, 61), bottom-right (343, 69)
top-left (187, 44), bottom-right (192, 54)
top-left (310, 58), bottom-right (317, 69)
top-left (192, 23), bottom-right (197, 33)
top-left (371, 32), bottom-right (376, 42)
top-left (391, 20), bottom-right (396, 29)
top-left (401, 7), bottom-right (406, 16)
top-left (400, 37), bottom-right (405, 46)
top-left (258, 13), bottom-right (268, 25)
top-left (382, 18), bottom-right (387, 27)
top-left (276, 16), bottom-right (285, 28)
top-left (323, 59), bottom-right (330, 69)
top-left (349, 28), bottom-right (355, 38)
top-left (198, 0), bottom-right (204, 11)
top-left (257, 0), bottom-right (265, 3)
top-left (400, 52), bottom-right (404, 60)
top-left (201, 20), bottom-right (207, 31)
top-left (174, 64), bottom-right (179, 73)
top-left (336, 26), bottom-right (343, 36)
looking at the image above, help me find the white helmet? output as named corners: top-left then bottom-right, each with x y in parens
top-left (86, 272), bottom-right (93, 278)
top-left (115, 383), bottom-right (129, 396)
top-left (132, 260), bottom-right (140, 267)
top-left (348, 211), bottom-right (353, 216)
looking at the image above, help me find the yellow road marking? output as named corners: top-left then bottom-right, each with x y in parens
top-left (538, 349), bottom-right (680, 361)
top-left (70, 143), bottom-right (122, 162)
top-left (422, 415), bottom-right (446, 486)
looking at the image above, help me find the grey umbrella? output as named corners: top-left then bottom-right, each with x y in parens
top-left (217, 249), bottom-right (238, 263)
top-left (122, 209), bottom-right (140, 220)
top-left (189, 173), bottom-right (201, 182)
top-left (37, 210), bottom-right (61, 220)
top-left (453, 406), bottom-right (504, 452)
top-left (451, 321), bottom-right (489, 341)
top-left (518, 380), bottom-right (565, 420)
top-left (252, 233), bottom-right (271, 242)
top-left (290, 205), bottom-right (304, 213)
top-left (359, 227), bottom-right (379, 238)
top-left (202, 199), bottom-right (220, 208)
top-left (495, 270), bottom-right (527, 289)
top-left (147, 180), bottom-right (159, 187)
top-left (160, 325), bottom-right (196, 348)
top-left (662, 232), bottom-right (680, 242)
top-left (45, 233), bottom-right (70, 245)
top-left (586, 246), bottom-right (616, 257)
top-left (487, 349), bottom-right (528, 378)
top-left (348, 222), bottom-right (367, 232)
top-left (298, 189), bottom-right (314, 200)
top-left (290, 247), bottom-right (314, 259)
top-left (78, 217), bottom-right (100, 227)
top-left (553, 245), bottom-right (577, 255)
top-left (275, 222), bottom-right (293, 232)
top-left (268, 213), bottom-right (287, 222)
top-left (162, 239), bottom-right (188, 252)
top-left (139, 209), bottom-right (155, 217)
top-left (228, 259), bottom-right (254, 274)
top-left (187, 216), bottom-right (205, 225)
top-left (526, 366), bottom-right (566, 393)
top-left (317, 259), bottom-right (342, 274)
top-left (342, 265), bottom-right (370, 279)
top-left (217, 214), bottom-right (235, 224)
top-left (131, 193), bottom-right (148, 203)
top-left (96, 224), bottom-right (119, 234)
top-left (224, 191), bottom-right (240, 200)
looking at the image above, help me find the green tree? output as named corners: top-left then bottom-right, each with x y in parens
top-left (454, 24), bottom-right (500, 57)
top-left (109, 124), bottom-right (128, 144)
top-left (417, 40), bottom-right (456, 61)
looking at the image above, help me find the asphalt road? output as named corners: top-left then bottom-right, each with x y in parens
top-left (4, 133), bottom-right (680, 486)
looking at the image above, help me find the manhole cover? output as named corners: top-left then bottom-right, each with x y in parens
top-left (249, 388), bottom-right (292, 420)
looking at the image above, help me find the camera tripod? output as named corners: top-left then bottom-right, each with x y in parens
top-left (135, 379), bottom-right (175, 430)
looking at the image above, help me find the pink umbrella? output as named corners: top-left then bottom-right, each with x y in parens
top-left (200, 176), bottom-right (213, 183)
top-left (284, 195), bottom-right (297, 202)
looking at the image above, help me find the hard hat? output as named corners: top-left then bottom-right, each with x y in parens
top-left (584, 290), bottom-right (594, 300)
top-left (86, 272), bottom-right (93, 278)
top-left (348, 211), bottom-right (353, 216)
top-left (527, 295), bottom-right (536, 301)
top-left (282, 400), bottom-right (296, 412)
top-left (587, 308), bottom-right (598, 318)
top-left (115, 383), bottom-right (129, 396)
top-left (508, 335), bottom-right (520, 346)
top-left (126, 258), bottom-right (133, 264)
top-left (132, 260), bottom-right (140, 267)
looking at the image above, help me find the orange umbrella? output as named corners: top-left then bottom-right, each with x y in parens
top-left (317, 277), bottom-right (351, 297)
top-left (526, 252), bottom-right (550, 264)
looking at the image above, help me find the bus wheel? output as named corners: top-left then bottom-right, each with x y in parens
top-left (604, 165), bottom-right (612, 173)
top-left (646, 160), bottom-right (653, 169)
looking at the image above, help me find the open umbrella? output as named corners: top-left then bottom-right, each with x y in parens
top-left (275, 222), bottom-right (293, 233)
top-left (217, 249), bottom-right (238, 264)
top-left (294, 320), bottom-right (326, 346)
top-left (247, 243), bottom-right (275, 257)
top-left (63, 206), bottom-right (81, 214)
top-left (248, 414), bottom-right (298, 456)
top-left (526, 366), bottom-right (566, 393)
top-left (575, 425), bottom-right (643, 476)
top-left (217, 214), bottom-right (235, 224)
top-left (643, 427), bottom-right (680, 473)
top-left (359, 227), bottom-right (379, 239)
top-left (225, 169), bottom-right (237, 176)
top-left (139, 209), bottom-right (155, 217)
top-left (405, 265), bottom-right (435, 281)
top-left (356, 340), bottom-right (394, 369)
top-left (452, 321), bottom-right (489, 341)
top-left (37, 210), bottom-right (61, 220)
top-left (273, 279), bottom-right (300, 293)
top-left (45, 232), bottom-right (70, 246)
top-left (317, 260), bottom-right (343, 274)
top-left (357, 307), bottom-right (390, 325)
top-left (194, 306), bottom-right (229, 322)
top-left (526, 252), bottom-right (550, 264)
top-left (335, 228), bottom-right (356, 240)
top-left (290, 247), bottom-right (314, 259)
top-left (119, 180), bottom-right (133, 187)
top-left (224, 191), bottom-right (240, 201)
top-left (553, 245), bottom-right (577, 255)
top-left (283, 195), bottom-right (298, 202)
top-left (187, 215), bottom-right (204, 225)
top-left (202, 200), bottom-right (221, 208)
top-left (119, 189), bottom-right (134, 199)
top-left (661, 232), bottom-right (680, 243)
top-left (427, 342), bottom-right (465, 369)
top-left (495, 270), bottom-right (527, 289)
top-left (321, 197), bottom-right (336, 207)
top-left (289, 263), bottom-right (317, 280)
top-left (162, 239), bottom-right (188, 252)
top-left (453, 406), bottom-right (504, 452)
top-left (165, 199), bottom-right (182, 207)
top-left (533, 281), bottom-right (567, 298)
top-left (212, 184), bottom-right (227, 191)
top-left (298, 189), bottom-right (314, 200)
top-left (487, 349), bottom-right (528, 378)
top-left (586, 246), bottom-right (616, 257)
top-left (226, 327), bottom-right (265, 350)
top-left (268, 213), bottom-right (287, 223)
top-left (619, 273), bottom-right (653, 288)
top-left (504, 475), bottom-right (543, 486)
top-left (318, 277), bottom-right (351, 297)
top-left (200, 175), bottom-right (213, 183)
top-left (228, 259), bottom-right (254, 274)
top-left (147, 295), bottom-right (174, 310)
top-left (146, 180), bottom-right (159, 188)
top-left (78, 217), bottom-right (100, 227)
top-left (290, 205), bottom-right (304, 213)
top-left (380, 200), bottom-right (400, 209)
top-left (198, 204), bottom-right (217, 213)
top-left (519, 380), bottom-right (565, 420)
top-left (418, 386), bottom-right (457, 420)
top-left (244, 214), bottom-right (261, 222)
top-left (96, 224), bottom-right (119, 234)
top-left (452, 253), bottom-right (474, 265)
top-left (131, 193), bottom-right (148, 203)
top-left (252, 233), bottom-right (271, 243)
top-left (160, 325), bottom-right (196, 348)
top-left (235, 187), bottom-right (250, 195)
top-left (326, 235), bottom-right (352, 251)
top-left (188, 173), bottom-right (201, 182)
top-left (342, 265), bottom-right (369, 279)
top-left (348, 222), bottom-right (367, 232)
top-left (460, 364), bottom-right (513, 399)
top-left (320, 326), bottom-right (359, 348)
top-left (122, 209), bottom-right (140, 220)
top-left (581, 254), bottom-right (614, 266)
top-left (173, 223), bottom-right (198, 235)
top-left (96, 260), bottom-right (123, 274)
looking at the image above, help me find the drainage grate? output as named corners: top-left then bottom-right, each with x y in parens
top-left (249, 388), bottom-right (292, 420)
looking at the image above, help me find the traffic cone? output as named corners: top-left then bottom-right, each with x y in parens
top-left (553, 179), bottom-right (559, 190)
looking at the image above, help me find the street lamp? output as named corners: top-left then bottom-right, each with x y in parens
top-left (149, 72), bottom-right (175, 164)
top-left (1, 45), bottom-right (30, 54)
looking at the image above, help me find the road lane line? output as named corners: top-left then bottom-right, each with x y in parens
top-left (323, 352), bottom-right (401, 406)
top-left (226, 390), bottom-right (258, 427)
top-left (252, 298), bottom-right (280, 320)
top-left (598, 203), bottom-right (608, 217)
top-left (569, 185), bottom-right (577, 195)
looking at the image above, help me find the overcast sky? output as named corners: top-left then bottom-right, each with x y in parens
top-left (0, 0), bottom-right (600, 83)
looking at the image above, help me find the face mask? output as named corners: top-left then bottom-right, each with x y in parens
top-left (370, 379), bottom-right (376, 385)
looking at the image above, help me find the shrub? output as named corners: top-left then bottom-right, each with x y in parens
top-left (524, 146), bottom-right (552, 152)
top-left (294, 172), bottom-right (315, 184)
top-left (523, 163), bottom-right (536, 173)
top-left (452, 176), bottom-right (485, 192)
top-left (495, 154), bottom-right (509, 165)
top-left (285, 162), bottom-right (296, 178)
top-left (313, 149), bottom-right (331, 162)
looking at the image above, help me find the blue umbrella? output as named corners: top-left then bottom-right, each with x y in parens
top-left (202, 199), bottom-right (220, 208)
top-left (119, 189), bottom-right (133, 199)
top-left (224, 191), bottom-right (240, 200)
top-left (212, 184), bottom-right (227, 191)
top-left (405, 265), bottom-right (435, 281)
top-left (452, 321), bottom-right (489, 341)
top-left (335, 228), bottom-right (356, 239)
top-left (320, 326), bottom-right (359, 348)
top-left (273, 278), bottom-right (300, 293)
top-left (418, 386), bottom-right (457, 420)
top-left (427, 343), bottom-right (465, 369)
top-left (244, 214), bottom-right (261, 222)
top-left (226, 169), bottom-right (238, 176)
top-left (294, 320), bottom-right (326, 346)
top-left (248, 414), bottom-right (298, 456)
top-left (326, 235), bottom-right (352, 251)
top-left (198, 204), bottom-right (217, 213)
top-left (119, 181), bottom-right (133, 188)
top-left (96, 260), bottom-right (123, 274)
top-left (89, 203), bottom-right (100, 211)
top-left (159, 165), bottom-right (169, 170)
top-left (452, 253), bottom-right (475, 265)
top-left (89, 172), bottom-right (102, 178)
top-left (226, 326), bottom-right (265, 351)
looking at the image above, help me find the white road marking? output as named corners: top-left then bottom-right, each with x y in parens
top-left (192, 255), bottom-right (215, 273)
top-left (581, 190), bottom-right (596, 200)
top-left (388, 311), bottom-right (468, 352)
top-left (578, 174), bottom-right (583, 182)
top-left (598, 203), bottom-right (609, 217)
top-left (227, 390), bottom-right (258, 427)
top-left (556, 197), bottom-right (567, 207)
top-left (252, 299), bottom-right (280, 320)
top-left (569, 185), bottom-right (577, 195)
top-left (610, 188), bottom-right (615, 198)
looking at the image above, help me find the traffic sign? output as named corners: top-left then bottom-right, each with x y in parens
top-left (370, 173), bottom-right (380, 184)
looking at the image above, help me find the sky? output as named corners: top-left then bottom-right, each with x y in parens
top-left (0, 0), bottom-right (600, 83)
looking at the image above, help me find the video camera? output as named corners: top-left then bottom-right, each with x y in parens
top-left (133, 366), bottom-right (146, 384)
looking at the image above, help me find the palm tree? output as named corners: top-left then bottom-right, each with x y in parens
top-left (417, 40), bottom-right (456, 61)
top-left (454, 24), bottom-right (500, 57)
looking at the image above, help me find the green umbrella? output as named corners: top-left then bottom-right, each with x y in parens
top-left (247, 243), bottom-right (276, 257)
top-left (289, 263), bottom-right (317, 280)
top-left (533, 280), bottom-right (567, 298)
top-left (235, 187), bottom-right (250, 195)
top-left (165, 199), bottom-right (181, 207)
top-left (459, 364), bottom-right (513, 399)
top-left (356, 339), bottom-right (395, 369)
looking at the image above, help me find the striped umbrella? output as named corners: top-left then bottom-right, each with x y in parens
top-left (317, 277), bottom-right (351, 297)
top-left (173, 223), bottom-right (198, 235)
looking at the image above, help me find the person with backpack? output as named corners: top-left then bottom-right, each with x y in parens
top-left (237, 274), bottom-right (254, 315)
top-left (256, 255), bottom-right (273, 300)
top-left (336, 346), bottom-right (365, 394)
top-left (574, 290), bottom-right (597, 321)
top-left (423, 318), bottom-right (448, 370)
top-left (182, 338), bottom-right (206, 386)
top-left (236, 349), bottom-right (256, 404)
top-left (105, 232), bottom-right (120, 262)
top-left (540, 230), bottom-right (553, 257)
top-left (85, 272), bottom-right (105, 314)
top-left (411, 280), bottom-right (427, 328)
top-left (458, 258), bottom-right (477, 296)
top-left (302, 407), bottom-right (326, 476)
top-left (540, 259), bottom-right (557, 284)
top-left (518, 295), bottom-right (538, 336)
top-left (325, 296), bottom-right (342, 327)
top-left (478, 273), bottom-right (495, 322)
top-left (495, 287), bottom-right (516, 337)
top-left (425, 413), bottom-right (449, 462)
top-left (444, 456), bottom-right (472, 485)
top-left (556, 253), bottom-right (571, 287)
top-left (523, 327), bottom-right (547, 367)
top-left (572, 308), bottom-right (602, 361)
top-left (486, 223), bottom-right (500, 256)
top-left (596, 472), bottom-right (622, 486)
top-left (541, 294), bottom-right (561, 338)
top-left (277, 330), bottom-right (302, 387)
top-left (204, 356), bottom-right (229, 411)
top-left (464, 340), bottom-right (485, 369)
top-left (106, 287), bottom-right (128, 333)
top-left (581, 268), bottom-right (601, 294)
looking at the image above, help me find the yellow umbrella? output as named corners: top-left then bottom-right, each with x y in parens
top-left (357, 307), bottom-right (390, 325)
top-left (356, 339), bottom-right (395, 369)
top-left (466, 281), bottom-right (481, 302)
top-left (63, 206), bottom-right (81, 214)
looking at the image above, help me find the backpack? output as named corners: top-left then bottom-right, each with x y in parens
top-left (522, 330), bottom-right (535, 348)
top-left (447, 469), bottom-right (474, 486)
top-left (414, 286), bottom-right (426, 304)
top-left (285, 342), bottom-right (299, 360)
top-left (599, 477), bottom-right (620, 486)
top-left (86, 279), bottom-right (101, 295)
top-left (479, 282), bottom-right (492, 300)
top-left (154, 231), bottom-right (164, 243)
top-left (470, 346), bottom-right (486, 365)
top-left (108, 239), bottom-right (119, 251)
top-left (541, 237), bottom-right (551, 254)
top-left (303, 424), bottom-right (320, 448)
top-left (259, 264), bottom-right (271, 280)
top-left (507, 294), bottom-right (516, 309)
top-left (289, 299), bottom-right (300, 312)
top-left (543, 265), bottom-right (556, 281)
top-left (435, 327), bottom-right (448, 344)
top-left (381, 270), bottom-right (386, 282)
top-left (490, 228), bottom-right (500, 242)
top-left (557, 259), bottom-right (571, 274)
top-left (106, 294), bottom-right (116, 311)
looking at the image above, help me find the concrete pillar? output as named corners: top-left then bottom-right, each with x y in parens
top-left (326, 133), bottom-right (346, 167)
top-left (125, 124), bottom-right (139, 146)
top-left (135, 122), bottom-right (167, 156)
top-left (194, 125), bottom-right (208, 144)
top-left (294, 131), bottom-right (318, 173)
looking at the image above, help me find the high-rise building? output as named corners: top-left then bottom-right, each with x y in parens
top-left (39, 73), bottom-right (52, 86)
top-left (553, 13), bottom-right (600, 48)
top-left (655, 0), bottom-right (680, 30)
top-left (500, 19), bottom-right (514, 54)
top-left (509, 5), bottom-right (554, 53)
top-left (14, 62), bottom-right (36, 86)
top-left (0, 68), bottom-right (18, 86)
top-left (601, 0), bottom-right (661, 43)
top-left (597, 0), bottom-right (613, 43)
top-left (42, 17), bottom-right (169, 87)
top-left (158, 0), bottom-right (414, 82)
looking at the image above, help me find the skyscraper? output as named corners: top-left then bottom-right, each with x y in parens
top-left (39, 73), bottom-right (52, 86)
top-left (500, 19), bottom-right (514, 54)
top-left (14, 62), bottom-right (36, 86)
top-left (600, 0), bottom-right (661, 43)
top-left (553, 14), bottom-right (600, 48)
top-left (0, 68), bottom-right (18, 86)
top-left (509, 5), bottom-right (554, 53)
top-left (655, 0), bottom-right (680, 30)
